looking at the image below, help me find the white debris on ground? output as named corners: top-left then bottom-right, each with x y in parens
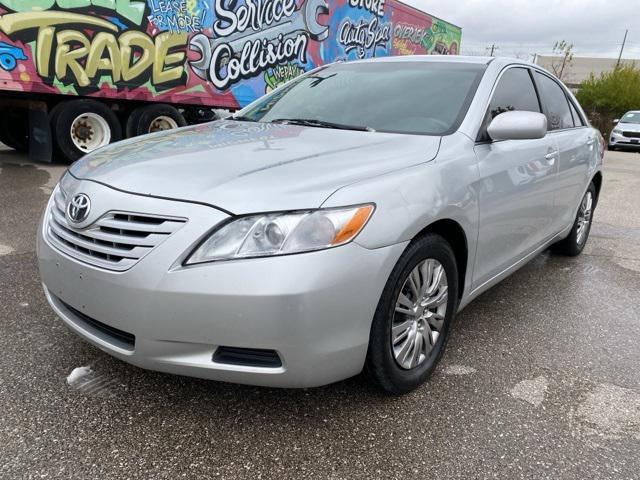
top-left (66, 366), bottom-right (120, 398)
top-left (0, 244), bottom-right (14, 256)
top-left (510, 376), bottom-right (549, 407)
top-left (443, 365), bottom-right (477, 376)
top-left (66, 366), bottom-right (93, 385)
top-left (577, 383), bottom-right (640, 439)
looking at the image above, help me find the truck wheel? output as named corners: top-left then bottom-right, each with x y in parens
top-left (0, 109), bottom-right (29, 152)
top-left (127, 104), bottom-right (187, 137)
top-left (51, 99), bottom-right (122, 163)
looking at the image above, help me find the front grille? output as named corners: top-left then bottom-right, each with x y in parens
top-left (47, 188), bottom-right (186, 271)
top-left (57, 297), bottom-right (135, 350)
top-left (213, 347), bottom-right (282, 368)
top-left (622, 131), bottom-right (640, 138)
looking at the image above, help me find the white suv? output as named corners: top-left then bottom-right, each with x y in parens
top-left (610, 111), bottom-right (640, 151)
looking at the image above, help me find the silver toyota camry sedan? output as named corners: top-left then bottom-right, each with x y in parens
top-left (38, 56), bottom-right (603, 394)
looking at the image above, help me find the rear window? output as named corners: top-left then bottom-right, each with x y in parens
top-left (238, 61), bottom-right (486, 136)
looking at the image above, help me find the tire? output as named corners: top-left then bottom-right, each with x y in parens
top-left (0, 109), bottom-right (29, 152)
top-left (552, 182), bottom-right (597, 257)
top-left (50, 99), bottom-right (122, 164)
top-left (126, 104), bottom-right (187, 137)
top-left (608, 144), bottom-right (616, 151)
top-left (125, 106), bottom-right (145, 138)
top-left (365, 234), bottom-right (459, 395)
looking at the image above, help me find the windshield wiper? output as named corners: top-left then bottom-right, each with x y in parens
top-left (229, 115), bottom-right (256, 122)
top-left (270, 118), bottom-right (375, 132)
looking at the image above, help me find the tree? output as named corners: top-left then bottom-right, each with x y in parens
top-left (576, 65), bottom-right (640, 135)
top-left (551, 40), bottom-right (574, 81)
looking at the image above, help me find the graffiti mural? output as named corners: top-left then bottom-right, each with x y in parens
top-left (0, 0), bottom-right (462, 108)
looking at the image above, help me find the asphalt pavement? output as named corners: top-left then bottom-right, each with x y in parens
top-left (1, 145), bottom-right (639, 479)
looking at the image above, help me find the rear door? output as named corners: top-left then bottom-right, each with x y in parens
top-left (473, 67), bottom-right (559, 289)
top-left (533, 71), bottom-right (594, 230)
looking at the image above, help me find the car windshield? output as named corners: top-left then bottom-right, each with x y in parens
top-left (236, 61), bottom-right (486, 136)
top-left (621, 113), bottom-right (640, 124)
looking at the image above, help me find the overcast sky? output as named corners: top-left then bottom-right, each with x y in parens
top-left (405, 0), bottom-right (639, 59)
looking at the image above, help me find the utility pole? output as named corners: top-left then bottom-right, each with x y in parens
top-left (532, 53), bottom-right (538, 64)
top-left (486, 44), bottom-right (498, 57)
top-left (616, 29), bottom-right (628, 68)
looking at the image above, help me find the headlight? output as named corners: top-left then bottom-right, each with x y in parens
top-left (185, 204), bottom-right (374, 264)
top-left (613, 129), bottom-right (623, 135)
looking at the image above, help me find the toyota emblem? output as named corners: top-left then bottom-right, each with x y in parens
top-left (66, 193), bottom-right (91, 223)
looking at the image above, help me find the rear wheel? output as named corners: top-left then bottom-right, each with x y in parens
top-left (552, 182), bottom-right (596, 256)
top-left (126, 104), bottom-right (187, 137)
top-left (50, 99), bottom-right (122, 163)
top-left (365, 234), bottom-right (458, 395)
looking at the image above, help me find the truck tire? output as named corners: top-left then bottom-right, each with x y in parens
top-left (0, 109), bottom-right (29, 152)
top-left (127, 104), bottom-right (187, 137)
top-left (50, 99), bottom-right (122, 163)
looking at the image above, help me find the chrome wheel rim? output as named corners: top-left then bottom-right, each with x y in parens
top-left (70, 113), bottom-right (111, 153)
top-left (149, 115), bottom-right (178, 133)
top-left (392, 259), bottom-right (448, 370)
top-left (576, 190), bottom-right (593, 245)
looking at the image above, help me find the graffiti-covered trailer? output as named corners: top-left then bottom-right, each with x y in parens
top-left (0, 0), bottom-right (462, 163)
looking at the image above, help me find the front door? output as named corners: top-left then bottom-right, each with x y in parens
top-left (472, 67), bottom-right (558, 289)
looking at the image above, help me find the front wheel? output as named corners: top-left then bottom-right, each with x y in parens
top-left (552, 182), bottom-right (597, 256)
top-left (365, 234), bottom-right (459, 395)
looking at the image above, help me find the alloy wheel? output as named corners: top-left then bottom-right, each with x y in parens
top-left (576, 190), bottom-right (593, 245)
top-left (392, 259), bottom-right (448, 370)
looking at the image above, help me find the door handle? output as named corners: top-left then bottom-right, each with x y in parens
top-left (586, 139), bottom-right (595, 146)
top-left (544, 151), bottom-right (558, 166)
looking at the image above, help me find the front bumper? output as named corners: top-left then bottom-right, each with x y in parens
top-left (38, 181), bottom-right (406, 388)
top-left (609, 132), bottom-right (640, 149)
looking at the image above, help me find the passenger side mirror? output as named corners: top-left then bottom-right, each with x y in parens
top-left (613, 119), bottom-right (620, 124)
top-left (487, 111), bottom-right (548, 141)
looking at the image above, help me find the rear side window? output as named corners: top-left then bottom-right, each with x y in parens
top-left (569, 101), bottom-right (585, 127)
top-left (535, 73), bottom-right (574, 130)
top-left (489, 68), bottom-right (541, 118)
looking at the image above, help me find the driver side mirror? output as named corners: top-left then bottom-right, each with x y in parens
top-left (487, 111), bottom-right (548, 141)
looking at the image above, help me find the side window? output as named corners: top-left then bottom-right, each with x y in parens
top-left (569, 101), bottom-right (585, 127)
top-left (535, 73), bottom-right (574, 130)
top-left (489, 68), bottom-right (541, 118)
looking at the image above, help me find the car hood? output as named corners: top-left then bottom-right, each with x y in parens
top-left (618, 122), bottom-right (640, 132)
top-left (70, 120), bottom-right (441, 214)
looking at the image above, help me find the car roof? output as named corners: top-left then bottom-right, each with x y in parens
top-left (348, 55), bottom-right (545, 71)
top-left (350, 55), bottom-right (495, 65)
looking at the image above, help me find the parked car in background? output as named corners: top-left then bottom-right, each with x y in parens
top-left (38, 57), bottom-right (603, 395)
top-left (609, 111), bottom-right (640, 151)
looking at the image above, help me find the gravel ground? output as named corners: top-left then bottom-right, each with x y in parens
top-left (1, 146), bottom-right (639, 480)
